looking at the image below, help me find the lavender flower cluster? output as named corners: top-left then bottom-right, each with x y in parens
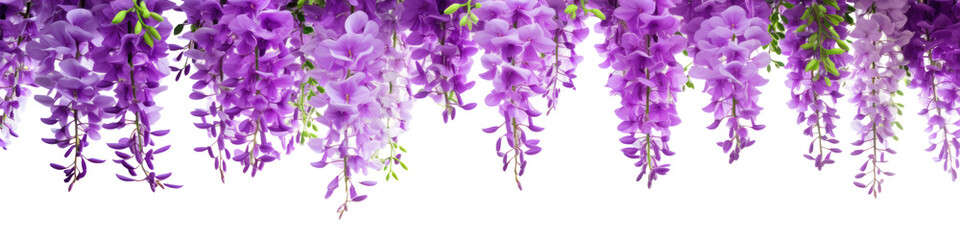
top-left (300, 0), bottom-right (415, 218)
top-left (593, 0), bottom-right (686, 188)
top-left (181, 0), bottom-right (300, 181)
top-left (680, 3), bottom-right (772, 163)
top-left (847, 0), bottom-right (912, 197)
top-left (902, 1), bottom-right (960, 182)
top-left (28, 0), bottom-right (179, 191)
top-left (400, 0), bottom-right (479, 123)
top-left (0, 0), bottom-right (37, 150)
top-left (781, 0), bottom-right (852, 170)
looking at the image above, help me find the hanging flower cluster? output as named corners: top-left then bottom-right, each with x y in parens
top-left (471, 0), bottom-right (594, 190)
top-left (902, 1), bottom-right (960, 182)
top-left (681, 3), bottom-right (772, 163)
top-left (11, 0), bottom-right (960, 213)
top-left (0, 0), bottom-right (37, 150)
top-left (847, 0), bottom-right (911, 197)
top-left (181, 0), bottom-right (300, 181)
top-left (26, 0), bottom-right (178, 191)
top-left (781, 0), bottom-right (853, 170)
top-left (400, 0), bottom-right (479, 123)
top-left (300, 0), bottom-right (415, 218)
top-left (593, 0), bottom-right (686, 188)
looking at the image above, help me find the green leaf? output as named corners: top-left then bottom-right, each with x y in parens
top-left (829, 27), bottom-right (840, 39)
top-left (303, 26), bottom-right (314, 34)
top-left (143, 34), bottom-right (154, 47)
top-left (825, 0), bottom-right (840, 11)
top-left (459, 15), bottom-right (469, 27)
top-left (805, 59), bottom-right (819, 72)
top-left (391, 172), bottom-right (398, 180)
top-left (443, 3), bottom-right (463, 14)
top-left (564, 4), bottom-right (578, 14)
top-left (795, 24), bottom-right (806, 33)
top-left (682, 49), bottom-right (688, 56)
top-left (836, 40), bottom-right (849, 51)
top-left (112, 10), bottom-right (128, 24)
top-left (800, 8), bottom-right (811, 20)
top-left (685, 80), bottom-right (695, 89)
top-left (824, 57), bottom-right (839, 76)
top-left (590, 8), bottom-right (606, 20)
top-left (146, 25), bottom-right (161, 41)
top-left (399, 145), bottom-right (407, 153)
top-left (894, 121), bottom-right (903, 130)
top-left (399, 161), bottom-right (408, 170)
top-left (892, 135), bottom-right (899, 141)
top-left (826, 14), bottom-right (842, 26)
top-left (149, 12), bottom-right (164, 22)
top-left (825, 78), bottom-right (832, 86)
top-left (825, 48), bottom-right (845, 55)
top-left (896, 90), bottom-right (904, 96)
top-left (135, 21), bottom-right (143, 34)
top-left (173, 23), bottom-right (184, 35)
top-left (800, 42), bottom-right (814, 50)
top-left (783, 2), bottom-right (795, 8)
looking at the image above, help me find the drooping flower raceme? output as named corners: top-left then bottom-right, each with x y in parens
top-left (303, 2), bottom-right (415, 218)
top-left (0, 0), bottom-right (37, 150)
top-left (847, 0), bottom-right (911, 197)
top-left (472, 0), bottom-right (561, 190)
top-left (28, 2), bottom-right (116, 191)
top-left (400, 0), bottom-right (479, 123)
top-left (182, 0), bottom-right (300, 181)
top-left (685, 5), bottom-right (772, 163)
top-left (781, 0), bottom-right (852, 170)
top-left (96, 0), bottom-right (180, 191)
top-left (902, 1), bottom-right (960, 182)
top-left (592, 0), bottom-right (686, 188)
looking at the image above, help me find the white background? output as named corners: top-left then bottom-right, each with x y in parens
top-left (1, 9), bottom-right (958, 240)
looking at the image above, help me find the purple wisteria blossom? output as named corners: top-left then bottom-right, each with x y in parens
top-left (0, 0), bottom-right (37, 150)
top-left (474, 0), bottom-right (570, 190)
top-left (592, 0), bottom-right (685, 188)
top-left (303, 1), bottom-right (415, 218)
top-left (28, 3), bottom-right (112, 191)
top-left (682, 4), bottom-right (772, 163)
top-left (848, 0), bottom-right (911, 197)
top-left (95, 0), bottom-right (179, 191)
top-left (400, 0), bottom-right (479, 123)
top-left (781, 0), bottom-right (852, 170)
top-left (902, 1), bottom-right (960, 182)
top-left (182, 0), bottom-right (299, 181)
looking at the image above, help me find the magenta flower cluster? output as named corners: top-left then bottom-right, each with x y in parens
top-left (0, 0), bottom-right (37, 150)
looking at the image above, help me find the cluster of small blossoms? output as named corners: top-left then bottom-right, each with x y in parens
top-left (680, 4), bottom-right (772, 163)
top-left (0, 0), bottom-right (37, 150)
top-left (472, 0), bottom-right (560, 190)
top-left (540, 0), bottom-right (591, 114)
top-left (847, 0), bottom-right (911, 197)
top-left (781, 0), bottom-right (853, 170)
top-left (27, 0), bottom-right (178, 191)
top-left (400, 0), bottom-right (479, 123)
top-left (181, 0), bottom-right (300, 181)
top-left (592, 0), bottom-right (686, 188)
top-left (302, 0), bottom-right (414, 218)
top-left (902, 1), bottom-right (960, 182)
top-left (96, 0), bottom-right (179, 191)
